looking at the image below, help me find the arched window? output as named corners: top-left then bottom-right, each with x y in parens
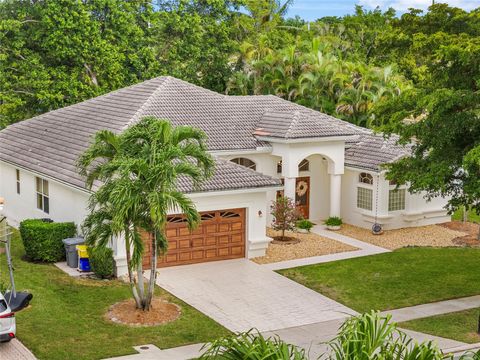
top-left (276, 159), bottom-right (310, 174)
top-left (298, 159), bottom-right (309, 172)
top-left (230, 157), bottom-right (256, 171)
top-left (358, 172), bottom-right (373, 185)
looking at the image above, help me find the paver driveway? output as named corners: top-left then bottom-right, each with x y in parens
top-left (156, 259), bottom-right (356, 332)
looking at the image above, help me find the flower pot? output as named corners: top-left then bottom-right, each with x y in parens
top-left (326, 225), bottom-right (341, 231)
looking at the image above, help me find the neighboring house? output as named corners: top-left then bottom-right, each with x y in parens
top-left (0, 77), bottom-right (449, 275)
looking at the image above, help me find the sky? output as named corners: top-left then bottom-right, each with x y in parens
top-left (286, 0), bottom-right (480, 20)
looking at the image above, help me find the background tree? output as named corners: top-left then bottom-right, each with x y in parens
top-left (0, 0), bottom-right (243, 127)
top-left (78, 117), bottom-right (214, 310)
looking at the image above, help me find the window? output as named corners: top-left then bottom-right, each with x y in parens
top-left (388, 188), bottom-right (406, 211)
top-left (16, 169), bottom-right (20, 194)
top-left (298, 159), bottom-right (309, 172)
top-left (36, 177), bottom-right (49, 214)
top-left (357, 187), bottom-right (373, 211)
top-left (276, 159), bottom-right (310, 174)
top-left (359, 172), bottom-right (374, 185)
top-left (230, 157), bottom-right (256, 171)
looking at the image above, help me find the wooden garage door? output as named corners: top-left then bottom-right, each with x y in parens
top-left (142, 208), bottom-right (245, 268)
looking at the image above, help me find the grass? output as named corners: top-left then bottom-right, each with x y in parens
top-left (279, 247), bottom-right (480, 313)
top-left (0, 230), bottom-right (229, 360)
top-left (452, 207), bottom-right (480, 223)
top-left (400, 308), bottom-right (480, 344)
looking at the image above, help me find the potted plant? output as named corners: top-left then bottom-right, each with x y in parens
top-left (325, 216), bottom-right (343, 231)
top-left (296, 219), bottom-right (313, 233)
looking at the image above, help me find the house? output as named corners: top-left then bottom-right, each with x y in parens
top-left (0, 77), bottom-right (449, 275)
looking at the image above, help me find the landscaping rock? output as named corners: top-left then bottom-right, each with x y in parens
top-left (252, 228), bottom-right (357, 264)
top-left (336, 224), bottom-right (467, 250)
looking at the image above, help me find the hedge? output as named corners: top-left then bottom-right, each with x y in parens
top-left (19, 219), bottom-right (76, 262)
top-left (89, 246), bottom-right (114, 279)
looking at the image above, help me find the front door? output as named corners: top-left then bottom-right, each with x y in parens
top-left (295, 177), bottom-right (310, 219)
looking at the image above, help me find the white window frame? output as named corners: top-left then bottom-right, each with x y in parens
top-left (388, 184), bottom-right (406, 212)
top-left (36, 177), bottom-right (50, 214)
top-left (357, 172), bottom-right (374, 211)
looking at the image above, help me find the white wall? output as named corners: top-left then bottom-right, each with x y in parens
top-left (0, 161), bottom-right (89, 231)
top-left (0, 160), bottom-right (273, 276)
top-left (341, 167), bottom-right (450, 230)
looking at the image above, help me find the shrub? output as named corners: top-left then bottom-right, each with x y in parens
top-left (19, 219), bottom-right (76, 262)
top-left (89, 246), bottom-right (114, 279)
top-left (325, 216), bottom-right (343, 227)
top-left (199, 330), bottom-right (307, 359)
top-left (296, 219), bottom-right (314, 232)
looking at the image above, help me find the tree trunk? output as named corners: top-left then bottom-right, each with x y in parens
top-left (136, 262), bottom-right (145, 303)
top-left (144, 231), bottom-right (158, 311)
top-left (125, 233), bottom-right (142, 308)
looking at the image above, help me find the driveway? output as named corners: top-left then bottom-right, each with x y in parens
top-left (156, 259), bottom-right (356, 332)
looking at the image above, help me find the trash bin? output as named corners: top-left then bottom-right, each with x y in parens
top-left (62, 237), bottom-right (84, 268)
top-left (76, 245), bottom-right (91, 272)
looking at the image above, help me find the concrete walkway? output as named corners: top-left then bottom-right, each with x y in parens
top-left (107, 318), bottom-right (467, 360)
top-left (264, 224), bottom-right (390, 271)
top-left (383, 294), bottom-right (480, 323)
top-left (156, 259), bottom-right (356, 332)
top-left (0, 339), bottom-right (37, 360)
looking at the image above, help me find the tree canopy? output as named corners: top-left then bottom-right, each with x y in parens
top-left (2, 1), bottom-right (480, 216)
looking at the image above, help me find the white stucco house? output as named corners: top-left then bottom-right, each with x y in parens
top-left (0, 77), bottom-right (449, 275)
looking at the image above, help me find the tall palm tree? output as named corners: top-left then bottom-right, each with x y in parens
top-left (78, 117), bottom-right (214, 310)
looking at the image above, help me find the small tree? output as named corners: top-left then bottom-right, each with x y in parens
top-left (270, 196), bottom-right (300, 241)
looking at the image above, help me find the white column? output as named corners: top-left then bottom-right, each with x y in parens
top-left (284, 177), bottom-right (296, 201)
top-left (329, 174), bottom-right (342, 217)
top-left (375, 174), bottom-right (389, 217)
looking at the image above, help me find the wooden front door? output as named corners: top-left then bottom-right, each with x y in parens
top-left (142, 208), bottom-right (246, 268)
top-left (295, 177), bottom-right (310, 219)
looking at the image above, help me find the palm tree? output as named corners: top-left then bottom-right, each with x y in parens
top-left (78, 117), bottom-right (214, 310)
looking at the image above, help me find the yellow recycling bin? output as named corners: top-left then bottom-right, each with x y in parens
top-left (76, 245), bottom-right (89, 258)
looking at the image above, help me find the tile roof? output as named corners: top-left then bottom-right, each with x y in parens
top-left (345, 133), bottom-right (411, 171)
top-left (0, 76), bottom-right (407, 190)
top-left (255, 109), bottom-right (362, 139)
top-left (178, 158), bottom-right (281, 194)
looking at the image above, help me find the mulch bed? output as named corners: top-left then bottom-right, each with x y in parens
top-left (271, 236), bottom-right (301, 245)
top-left (439, 221), bottom-right (480, 247)
top-left (106, 297), bottom-right (181, 327)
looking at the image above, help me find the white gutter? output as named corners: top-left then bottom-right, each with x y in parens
top-left (255, 135), bottom-right (356, 144)
top-left (187, 185), bottom-right (283, 198)
top-left (210, 147), bottom-right (272, 156)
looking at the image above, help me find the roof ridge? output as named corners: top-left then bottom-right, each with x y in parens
top-left (121, 76), bottom-right (172, 130)
top-left (284, 111), bottom-right (301, 139)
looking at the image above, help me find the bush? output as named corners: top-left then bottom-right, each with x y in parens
top-left (325, 216), bottom-right (343, 226)
top-left (19, 219), bottom-right (76, 262)
top-left (89, 246), bottom-right (114, 279)
top-left (199, 330), bottom-right (307, 359)
top-left (296, 219), bottom-right (314, 231)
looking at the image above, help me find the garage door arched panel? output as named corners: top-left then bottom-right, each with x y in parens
top-left (142, 208), bottom-right (246, 268)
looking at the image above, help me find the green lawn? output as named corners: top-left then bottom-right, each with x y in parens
top-left (0, 230), bottom-right (229, 360)
top-left (279, 247), bottom-right (480, 312)
top-left (401, 308), bottom-right (480, 344)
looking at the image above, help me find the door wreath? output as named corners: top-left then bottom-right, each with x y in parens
top-left (296, 180), bottom-right (308, 197)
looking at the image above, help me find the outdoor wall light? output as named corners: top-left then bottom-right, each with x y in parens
top-left (258, 210), bottom-right (263, 217)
